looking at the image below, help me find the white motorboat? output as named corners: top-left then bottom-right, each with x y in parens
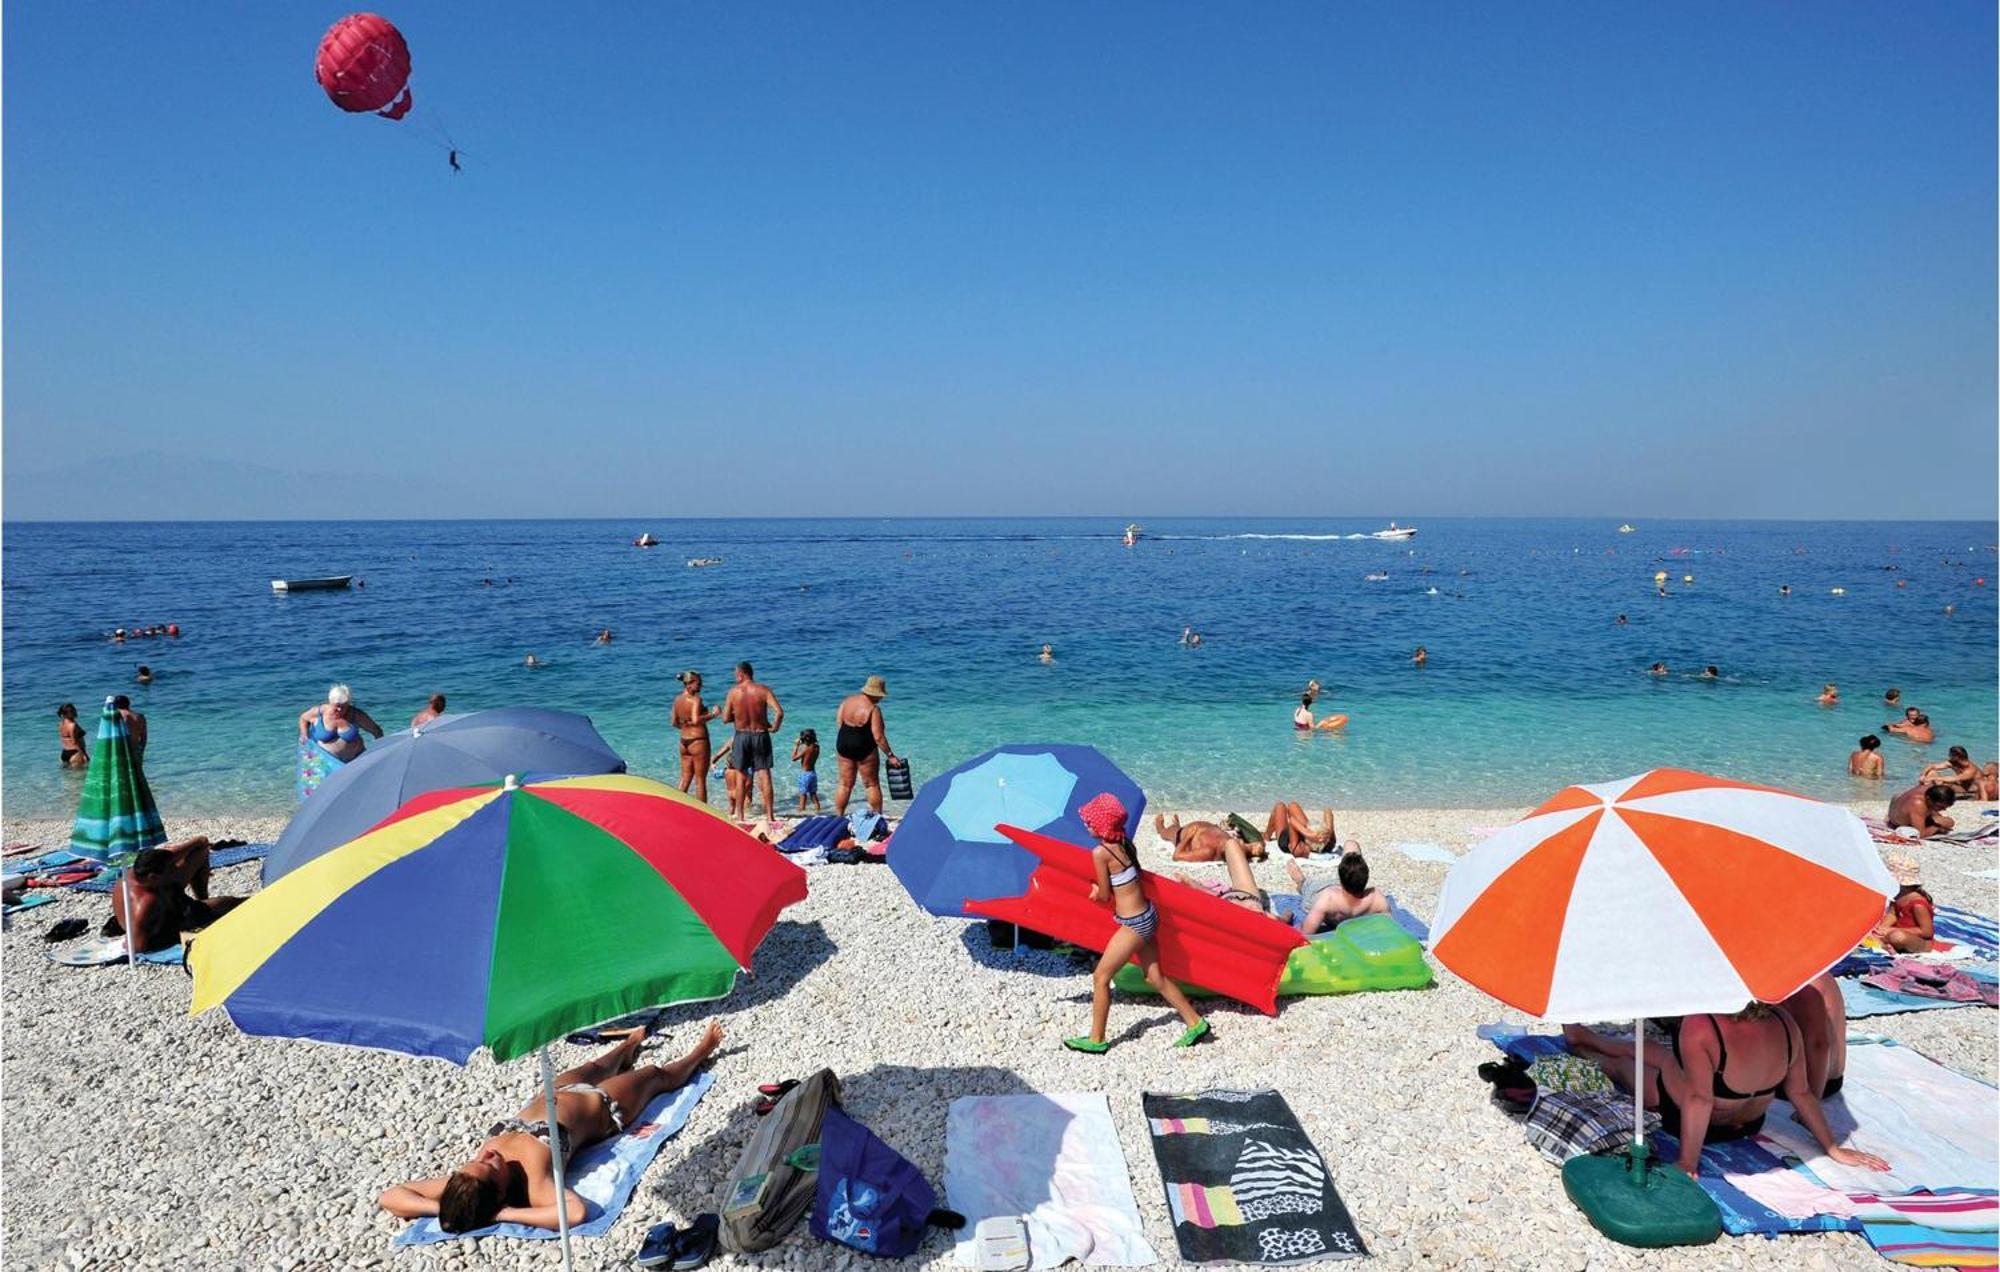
top-left (1369, 523), bottom-right (1417, 541)
top-left (271, 576), bottom-right (353, 593)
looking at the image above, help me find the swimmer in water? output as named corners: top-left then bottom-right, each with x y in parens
top-left (1648, 662), bottom-right (1668, 676)
top-left (1293, 695), bottom-right (1346, 731)
top-left (1615, 613), bottom-right (1628, 626)
top-left (136, 665), bottom-right (153, 685)
top-left (1780, 585), bottom-right (1792, 596)
top-left (1849, 734), bottom-right (1884, 779)
top-left (1700, 665), bottom-right (1719, 680)
top-left (1304, 679), bottom-right (1322, 705)
top-left (1817, 684), bottom-right (1839, 706)
top-left (594, 629), bottom-right (613, 645)
top-left (1884, 688), bottom-right (1902, 709)
top-left (1038, 644), bottom-right (1055, 664)
top-left (523, 653), bottom-right (542, 669)
top-left (1412, 646), bottom-right (1427, 667)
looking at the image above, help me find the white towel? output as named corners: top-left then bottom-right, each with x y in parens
top-left (1392, 841), bottom-right (1457, 864)
top-left (1756, 1040), bottom-right (1998, 1194)
top-left (948, 1093), bottom-right (1158, 1269)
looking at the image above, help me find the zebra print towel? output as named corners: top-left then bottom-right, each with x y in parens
top-left (1142, 1089), bottom-right (1367, 1265)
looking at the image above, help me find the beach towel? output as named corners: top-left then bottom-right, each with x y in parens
top-left (1757, 1040), bottom-right (1998, 1195)
top-left (1840, 976), bottom-right (1983, 1018)
top-left (1142, 1089), bottom-right (1366, 1265)
top-left (1936, 820), bottom-right (2000, 846)
top-left (1862, 959), bottom-right (1996, 1005)
top-left (947, 1093), bottom-right (1157, 1269)
top-left (778, 815), bottom-right (850, 853)
top-left (1390, 841), bottom-right (1456, 864)
top-left (1860, 1212), bottom-right (1999, 1270)
top-left (4, 895), bottom-right (56, 916)
top-left (47, 936), bottom-right (185, 966)
top-left (73, 843), bottom-right (272, 894)
top-left (1971, 869), bottom-right (2000, 881)
top-left (1523, 1090), bottom-right (1656, 1165)
top-left (395, 1072), bottom-right (712, 1246)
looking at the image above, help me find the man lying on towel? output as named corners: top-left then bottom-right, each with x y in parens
top-left (102, 838), bottom-right (244, 954)
top-left (1173, 837), bottom-right (1386, 933)
top-left (379, 1022), bottom-right (723, 1233)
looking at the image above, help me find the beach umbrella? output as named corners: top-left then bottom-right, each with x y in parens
top-left (70, 697), bottom-right (165, 862)
top-left (264, 707), bottom-right (625, 884)
top-left (1430, 768), bottom-right (1893, 1246)
top-left (190, 772), bottom-right (808, 1270)
top-left (71, 696), bottom-right (168, 971)
top-left (888, 743), bottom-right (1144, 917)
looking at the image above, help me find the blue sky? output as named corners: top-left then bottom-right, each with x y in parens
top-left (5, 3), bottom-right (1994, 519)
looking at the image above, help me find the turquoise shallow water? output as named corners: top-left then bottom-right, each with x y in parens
top-left (3, 518), bottom-right (1994, 820)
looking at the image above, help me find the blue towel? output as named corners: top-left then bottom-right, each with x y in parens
top-left (1839, 976), bottom-right (1984, 1019)
top-left (47, 937), bottom-right (185, 966)
top-left (778, 816), bottom-right (850, 854)
top-left (395, 1071), bottom-right (713, 1246)
top-left (4, 895), bottom-right (56, 916)
top-left (73, 843), bottom-right (271, 894)
top-left (1478, 1029), bottom-right (1861, 1236)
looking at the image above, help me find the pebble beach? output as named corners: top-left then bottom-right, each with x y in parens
top-left (6, 804), bottom-right (1993, 1271)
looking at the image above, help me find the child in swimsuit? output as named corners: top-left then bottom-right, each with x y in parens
top-left (1064, 793), bottom-right (1209, 1054)
top-left (792, 729), bottom-right (822, 814)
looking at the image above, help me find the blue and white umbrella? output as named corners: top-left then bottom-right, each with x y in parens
top-left (888, 743), bottom-right (1144, 917)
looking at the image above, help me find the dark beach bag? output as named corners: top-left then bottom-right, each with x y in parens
top-left (885, 757), bottom-right (913, 801)
top-left (809, 1107), bottom-right (944, 1259)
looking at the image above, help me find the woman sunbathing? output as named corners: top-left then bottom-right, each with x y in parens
top-left (1154, 814), bottom-right (1234, 863)
top-left (379, 1023), bottom-right (722, 1233)
top-left (1263, 801), bottom-right (1336, 857)
top-left (1562, 1009), bottom-right (1888, 1179)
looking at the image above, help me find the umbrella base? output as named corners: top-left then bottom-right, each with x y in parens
top-left (1563, 1144), bottom-right (1720, 1249)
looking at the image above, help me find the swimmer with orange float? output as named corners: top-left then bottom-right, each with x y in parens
top-left (1293, 695), bottom-right (1347, 731)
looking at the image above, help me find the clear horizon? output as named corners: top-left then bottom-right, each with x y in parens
top-left (5, 4), bottom-right (1995, 521)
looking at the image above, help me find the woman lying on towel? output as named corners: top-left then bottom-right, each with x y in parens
top-left (1562, 1008), bottom-right (1889, 1179)
top-left (379, 1022), bottom-right (722, 1233)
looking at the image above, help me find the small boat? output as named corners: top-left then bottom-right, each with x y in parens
top-left (1364, 571), bottom-right (1390, 582)
top-left (1122, 522), bottom-right (1144, 547)
top-left (1369, 522), bottom-right (1417, 541)
top-left (634, 533), bottom-right (659, 548)
top-left (271, 576), bottom-right (353, 593)
top-left (1618, 524), bottom-right (1636, 534)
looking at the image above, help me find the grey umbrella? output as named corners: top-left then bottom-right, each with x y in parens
top-left (262, 707), bottom-right (625, 883)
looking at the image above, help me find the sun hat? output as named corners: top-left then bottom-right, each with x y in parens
top-left (1884, 852), bottom-right (1922, 887)
top-left (860, 675), bottom-right (889, 699)
top-left (1078, 793), bottom-right (1128, 840)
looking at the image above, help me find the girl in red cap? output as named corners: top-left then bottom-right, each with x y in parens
top-left (1065, 792), bottom-right (1209, 1052)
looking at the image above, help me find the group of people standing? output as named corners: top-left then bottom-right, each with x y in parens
top-left (670, 664), bottom-right (898, 822)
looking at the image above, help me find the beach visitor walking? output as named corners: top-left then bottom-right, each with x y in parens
top-left (832, 676), bottom-right (896, 816)
top-left (722, 662), bottom-right (784, 822)
top-left (379, 1022), bottom-right (723, 1233)
top-left (792, 728), bottom-right (823, 814)
top-left (56, 702), bottom-right (88, 768)
top-left (672, 671), bottom-right (722, 805)
top-left (299, 684), bottom-right (383, 764)
top-left (1064, 794), bottom-right (1208, 1053)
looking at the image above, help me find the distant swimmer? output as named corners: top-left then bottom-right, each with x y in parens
top-left (1850, 735), bottom-right (1884, 779)
top-left (1304, 679), bottom-right (1322, 705)
top-left (1413, 646), bottom-right (1428, 667)
top-left (1615, 613), bottom-right (1628, 626)
top-left (1779, 585), bottom-right (1792, 596)
top-left (1039, 644), bottom-right (1055, 664)
top-left (1294, 695), bottom-right (1347, 731)
top-left (1648, 662), bottom-right (1668, 676)
top-left (411, 693), bottom-right (446, 728)
top-left (136, 665), bottom-right (153, 685)
top-left (594, 629), bottom-right (614, 645)
top-left (523, 653), bottom-right (542, 669)
top-left (1884, 688), bottom-right (1902, 709)
top-left (1817, 683), bottom-right (1840, 706)
top-left (1700, 665), bottom-right (1719, 680)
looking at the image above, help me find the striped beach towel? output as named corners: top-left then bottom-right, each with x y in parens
top-left (1855, 1191), bottom-right (1999, 1269)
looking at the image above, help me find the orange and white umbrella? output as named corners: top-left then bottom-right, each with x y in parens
top-left (1432, 768), bottom-right (1894, 1022)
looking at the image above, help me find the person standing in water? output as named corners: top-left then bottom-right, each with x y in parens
top-left (57, 703), bottom-right (89, 768)
top-left (1065, 794), bottom-right (1208, 1053)
top-left (722, 662), bottom-right (784, 822)
top-left (672, 671), bottom-right (723, 805)
top-left (832, 676), bottom-right (897, 815)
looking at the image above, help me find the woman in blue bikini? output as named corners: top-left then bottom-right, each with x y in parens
top-left (1065, 793), bottom-right (1209, 1053)
top-left (298, 683), bottom-right (384, 763)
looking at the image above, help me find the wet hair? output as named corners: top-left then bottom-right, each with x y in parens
top-left (1337, 853), bottom-right (1370, 897)
top-left (1926, 785), bottom-right (1958, 808)
top-left (57, 703), bottom-right (76, 720)
top-left (112, 695), bottom-right (131, 710)
top-left (1301, 694), bottom-right (1313, 706)
top-left (1949, 745), bottom-right (1970, 762)
top-left (1885, 688), bottom-right (1901, 702)
top-left (1859, 734), bottom-right (1881, 751)
top-left (1912, 712), bottom-right (1930, 726)
top-left (736, 661), bottom-right (753, 679)
top-left (137, 665), bottom-right (151, 678)
top-left (429, 694), bottom-right (446, 711)
top-left (437, 1171), bottom-right (502, 1234)
top-left (1705, 665), bottom-right (1719, 676)
top-left (798, 728), bottom-right (817, 745)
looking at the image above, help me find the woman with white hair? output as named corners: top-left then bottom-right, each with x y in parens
top-left (297, 683), bottom-right (384, 799)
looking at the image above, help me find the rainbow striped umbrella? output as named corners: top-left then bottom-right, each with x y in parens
top-left (71, 697), bottom-right (165, 862)
top-left (189, 773), bottom-right (809, 1063)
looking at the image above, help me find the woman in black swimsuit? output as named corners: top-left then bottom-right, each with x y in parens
top-left (832, 676), bottom-right (897, 816)
top-left (57, 703), bottom-right (88, 768)
top-left (1562, 1007), bottom-right (1889, 1178)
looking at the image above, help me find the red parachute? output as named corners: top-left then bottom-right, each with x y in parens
top-left (314, 13), bottom-right (413, 119)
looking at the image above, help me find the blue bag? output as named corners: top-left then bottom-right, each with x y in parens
top-left (810, 1107), bottom-right (938, 1258)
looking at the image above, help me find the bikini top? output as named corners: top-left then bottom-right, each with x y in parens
top-left (1677, 1013), bottom-right (1792, 1101)
top-left (308, 708), bottom-right (360, 744)
top-left (1106, 840), bottom-right (1141, 889)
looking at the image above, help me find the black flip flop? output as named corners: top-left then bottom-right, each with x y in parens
top-left (670, 1213), bottom-right (719, 1271)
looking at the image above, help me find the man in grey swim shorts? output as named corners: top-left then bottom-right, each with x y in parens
top-left (723, 661), bottom-right (785, 821)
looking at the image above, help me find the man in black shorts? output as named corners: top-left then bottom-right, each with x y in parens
top-left (723, 661), bottom-right (785, 822)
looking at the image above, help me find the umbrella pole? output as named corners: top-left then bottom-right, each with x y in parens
top-left (539, 1046), bottom-right (576, 1272)
top-left (1630, 1018), bottom-right (1647, 1176)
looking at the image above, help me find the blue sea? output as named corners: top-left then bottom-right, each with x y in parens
top-left (3, 518), bottom-right (1994, 821)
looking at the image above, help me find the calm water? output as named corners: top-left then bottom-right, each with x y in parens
top-left (3, 518), bottom-right (1994, 821)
